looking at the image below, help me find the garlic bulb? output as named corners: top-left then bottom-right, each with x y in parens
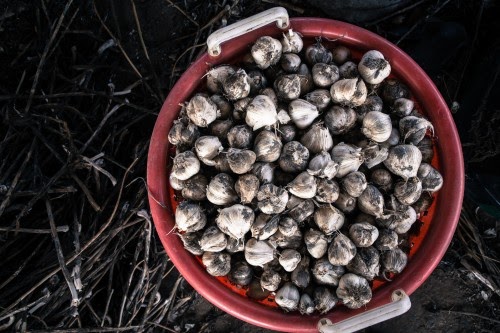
top-left (331, 143), bottom-right (364, 178)
top-left (251, 36), bottom-right (282, 69)
top-left (210, 119), bottom-right (233, 140)
top-left (206, 173), bottom-right (238, 205)
top-left (235, 174), bottom-right (260, 204)
top-left (330, 78), bottom-right (367, 107)
top-left (336, 273), bottom-right (372, 309)
top-left (305, 42), bottom-right (332, 65)
top-left (399, 116), bottom-right (434, 145)
top-left (274, 74), bottom-right (301, 100)
top-left (169, 173), bottom-right (185, 191)
top-left (279, 141), bottom-right (310, 173)
top-left (279, 249), bottom-right (302, 272)
top-left (200, 226), bottom-right (227, 252)
top-left (216, 204), bottom-right (254, 239)
top-left (271, 228), bottom-right (303, 250)
top-left (229, 261), bottom-right (253, 286)
top-left (339, 61), bottom-right (359, 79)
top-left (291, 255), bottom-right (311, 288)
top-left (394, 177), bottom-right (422, 205)
top-left (257, 184), bottom-right (289, 214)
top-left (179, 232), bottom-right (203, 256)
top-left (278, 217), bottom-right (298, 237)
top-left (417, 136), bottom-right (434, 163)
top-left (307, 152), bottom-right (339, 179)
top-left (384, 145), bottom-right (422, 180)
top-left (172, 151), bottom-right (200, 180)
top-left (374, 228), bottom-right (399, 251)
top-left (222, 68), bottom-right (250, 101)
top-left (314, 205), bottom-right (345, 235)
top-left (254, 130), bottom-right (282, 162)
top-left (226, 236), bottom-right (245, 254)
top-left (312, 63), bottom-right (340, 87)
top-left (358, 185), bottom-right (385, 217)
top-left (232, 97), bottom-right (251, 120)
top-left (248, 70), bottom-right (268, 95)
top-left (356, 95), bottom-right (384, 122)
top-left (277, 109), bottom-right (291, 125)
top-left (213, 153), bottom-right (231, 173)
top-left (346, 246), bottom-right (380, 281)
top-left (381, 127), bottom-right (400, 147)
top-left (362, 111), bottom-right (392, 142)
top-left (312, 258), bottom-right (345, 287)
top-left (305, 89), bottom-right (331, 111)
top-left (304, 228), bottom-right (328, 259)
top-left (261, 269), bottom-right (281, 291)
top-left (210, 94), bottom-right (232, 119)
top-left (252, 162), bottom-right (275, 184)
top-left (301, 123), bottom-right (333, 153)
top-left (315, 178), bottom-right (340, 203)
top-left (261, 87), bottom-right (278, 108)
top-left (341, 171), bottom-right (367, 198)
top-left (332, 45), bottom-right (351, 64)
top-left (377, 205), bottom-right (416, 234)
top-left (281, 53), bottom-right (302, 73)
top-left (279, 124), bottom-right (297, 143)
top-left (227, 125), bottom-right (253, 149)
top-left (288, 99), bottom-right (320, 129)
top-left (418, 163), bottom-right (443, 192)
top-left (186, 94), bottom-right (219, 127)
top-left (281, 29), bottom-right (303, 53)
top-left (245, 238), bottom-right (275, 267)
top-left (392, 98), bottom-right (414, 117)
top-left (287, 172), bottom-right (317, 199)
top-left (168, 118), bottom-right (200, 147)
top-left (314, 286), bottom-right (337, 314)
top-left (363, 143), bottom-right (389, 169)
top-left (382, 78), bottom-right (409, 104)
top-left (227, 148), bottom-right (256, 174)
top-left (358, 50), bottom-right (391, 84)
top-left (275, 282), bottom-right (300, 312)
top-left (333, 191), bottom-right (357, 213)
top-left (299, 294), bottom-right (315, 315)
top-left (381, 248), bottom-right (408, 274)
top-left (324, 105), bottom-right (357, 135)
top-left (245, 95), bottom-right (277, 131)
top-left (287, 196), bottom-right (315, 222)
top-left (206, 65), bottom-right (236, 93)
top-left (328, 233), bottom-right (357, 266)
top-left (182, 174), bottom-right (207, 201)
top-left (251, 213), bottom-right (278, 240)
top-left (370, 168), bottom-right (393, 192)
top-left (194, 136), bottom-right (223, 165)
top-left (202, 251), bottom-right (231, 276)
top-left (297, 64), bottom-right (314, 94)
top-left (349, 222), bottom-right (379, 247)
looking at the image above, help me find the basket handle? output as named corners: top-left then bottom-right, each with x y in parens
top-left (206, 7), bottom-right (290, 57)
top-left (317, 289), bottom-right (411, 333)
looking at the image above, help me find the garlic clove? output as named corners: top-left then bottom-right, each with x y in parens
top-left (346, 246), bottom-right (380, 281)
top-left (341, 171), bottom-right (368, 198)
top-left (418, 163), bottom-right (443, 192)
top-left (287, 172), bottom-right (317, 199)
top-left (328, 233), bottom-right (357, 266)
top-left (251, 36), bottom-right (282, 69)
top-left (392, 97), bottom-right (414, 117)
top-left (312, 63), bottom-right (340, 87)
top-left (281, 29), bottom-right (303, 53)
top-left (349, 222), bottom-right (379, 247)
top-left (254, 130), bottom-right (283, 162)
top-left (186, 94), bottom-right (219, 127)
top-left (289, 99), bottom-right (320, 129)
top-left (279, 141), bottom-right (310, 173)
top-left (227, 148), bottom-right (256, 175)
top-left (279, 249), bottom-right (302, 272)
top-left (330, 78), bottom-right (367, 107)
top-left (171, 151), bottom-right (200, 181)
top-left (216, 204), bottom-right (254, 240)
top-left (182, 174), bottom-right (208, 201)
top-left (358, 185), bottom-right (385, 217)
top-left (314, 286), bottom-right (338, 314)
top-left (257, 184), bottom-right (289, 214)
top-left (274, 74), bottom-right (301, 100)
top-left (336, 273), bottom-right (372, 309)
top-left (358, 50), bottom-right (391, 85)
top-left (202, 251), bottom-right (231, 276)
top-left (275, 282), bottom-right (300, 312)
top-left (168, 118), bottom-right (200, 147)
top-left (315, 178), bottom-right (340, 203)
top-left (235, 174), bottom-right (260, 204)
top-left (304, 89), bottom-right (331, 111)
top-left (399, 116), bottom-right (434, 145)
top-left (304, 228), bottom-right (328, 259)
top-left (206, 173), bottom-right (238, 206)
top-left (362, 111), bottom-right (392, 142)
top-left (324, 105), bottom-right (357, 135)
top-left (245, 238), bottom-right (275, 267)
top-left (384, 144), bottom-right (422, 181)
top-left (245, 95), bottom-right (278, 131)
top-left (394, 177), bottom-right (422, 205)
top-left (301, 123), bottom-right (334, 154)
top-left (200, 226), bottom-right (227, 252)
top-left (314, 205), bottom-right (345, 236)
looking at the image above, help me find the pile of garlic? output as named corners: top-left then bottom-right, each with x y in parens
top-left (168, 30), bottom-right (443, 314)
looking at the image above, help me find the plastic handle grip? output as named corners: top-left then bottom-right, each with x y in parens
top-left (317, 290), bottom-right (411, 333)
top-left (206, 7), bottom-right (289, 57)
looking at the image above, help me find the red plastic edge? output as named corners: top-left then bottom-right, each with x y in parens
top-left (147, 18), bottom-right (464, 332)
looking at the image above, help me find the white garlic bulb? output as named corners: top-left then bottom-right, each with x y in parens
top-left (287, 172), bottom-right (317, 199)
top-left (216, 204), bottom-right (254, 239)
top-left (281, 53), bottom-right (302, 73)
top-left (288, 99), bottom-right (320, 129)
top-left (331, 143), bottom-right (364, 178)
top-left (312, 63), bottom-right (340, 87)
top-left (328, 233), bottom-right (357, 266)
top-left (358, 185), bottom-right (385, 217)
top-left (346, 246), bottom-right (380, 281)
top-left (252, 162), bottom-right (274, 184)
top-left (363, 143), bottom-right (389, 169)
top-left (222, 68), bottom-right (250, 101)
top-left (279, 249), bottom-right (301, 272)
top-left (227, 148), bottom-right (256, 174)
top-left (300, 123), bottom-right (333, 154)
top-left (182, 174), bottom-right (207, 201)
top-left (279, 141), bottom-right (310, 173)
top-left (324, 105), bottom-right (357, 135)
top-left (227, 125), bottom-right (253, 149)
top-left (175, 201), bottom-right (206, 232)
top-left (304, 89), bottom-right (331, 111)
top-left (235, 174), bottom-right (260, 204)
top-left (168, 118), bottom-right (200, 147)
top-left (358, 50), bottom-right (391, 85)
top-left (179, 232), bottom-right (203, 256)
top-left (171, 151), bottom-right (200, 180)
top-left (314, 286), bottom-right (338, 314)
top-left (245, 95), bottom-right (278, 130)
top-left (186, 94), bottom-right (219, 127)
top-left (349, 222), bottom-right (379, 247)
top-left (418, 163), bottom-right (443, 192)
top-left (336, 273), bottom-right (372, 309)
top-left (392, 97), bottom-right (414, 117)
top-left (305, 42), bottom-right (332, 65)
top-left (330, 78), bottom-right (367, 107)
top-left (312, 258), bottom-right (345, 287)
top-left (362, 111), bottom-right (392, 142)
top-left (200, 226), bottom-right (227, 252)
top-left (307, 152), bottom-right (339, 179)
top-left (332, 45), bottom-right (351, 64)
top-left (206, 173), bottom-right (238, 206)
top-left (254, 130), bottom-right (283, 162)
top-left (206, 65), bottom-right (236, 93)
top-left (384, 144), bottom-right (422, 181)
top-left (275, 282), bottom-right (300, 312)
top-left (251, 36), bottom-right (282, 69)
top-left (281, 29), bottom-right (303, 53)
top-left (202, 251), bottom-right (231, 276)
top-left (314, 205), bottom-right (345, 235)
top-left (399, 116), bottom-right (434, 145)
top-left (274, 74), bottom-right (301, 100)
top-left (261, 269), bottom-right (281, 292)
top-left (339, 61), bottom-right (359, 79)
top-left (377, 205), bottom-right (416, 234)
top-left (341, 171), bottom-right (367, 198)
top-left (304, 228), bottom-right (328, 259)
top-left (257, 184), bottom-right (289, 214)
top-left (394, 177), bottom-right (422, 205)
top-left (315, 178), bottom-right (340, 204)
top-left (245, 238), bottom-right (275, 267)
top-left (169, 173), bottom-right (185, 191)
top-left (194, 136), bottom-right (223, 165)
top-left (381, 248), bottom-right (408, 274)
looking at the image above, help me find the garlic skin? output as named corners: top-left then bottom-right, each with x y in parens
top-left (216, 204), bottom-right (254, 240)
top-left (206, 65), bottom-right (236, 94)
top-left (314, 286), bottom-right (338, 314)
top-left (202, 252), bottom-right (231, 276)
top-left (377, 205), bottom-right (416, 234)
top-left (299, 294), bottom-right (315, 315)
top-left (363, 143), bottom-right (389, 169)
top-left (399, 116), bottom-right (434, 145)
top-left (336, 273), bottom-right (372, 309)
top-left (341, 171), bottom-right (368, 198)
top-left (328, 233), bottom-right (357, 266)
top-left (279, 249), bottom-right (302, 272)
top-left (287, 172), bottom-right (317, 199)
top-left (349, 222), bottom-right (379, 247)
top-left (172, 151), bottom-right (200, 180)
top-left (175, 201), bottom-right (206, 233)
top-left (227, 125), bottom-right (253, 149)
top-left (182, 174), bottom-right (208, 201)
top-left (289, 99), bottom-right (320, 129)
top-left (275, 282), bottom-right (300, 312)
top-left (358, 185), bottom-right (385, 218)
top-left (331, 143), bottom-right (364, 178)
top-left (301, 123), bottom-right (334, 154)
top-left (279, 141), bottom-right (310, 173)
top-left (226, 236), bottom-right (245, 254)
top-left (308, 152), bottom-right (339, 179)
top-left (252, 162), bottom-right (275, 184)
top-left (257, 184), bottom-right (289, 214)
top-left (168, 118), bottom-right (200, 147)
top-left (179, 232), bottom-right (203, 256)
top-left (304, 228), bottom-right (328, 259)
top-left (194, 136), bottom-right (223, 165)
top-left (254, 130), bottom-right (283, 162)
top-left (305, 89), bottom-right (331, 111)
top-left (358, 50), bottom-right (391, 85)
top-left (381, 248), bottom-right (408, 274)
top-left (245, 95), bottom-right (278, 131)
top-left (251, 213), bottom-right (278, 240)
top-left (251, 36), bottom-right (282, 69)
top-left (305, 42), bottom-right (333, 65)
top-left (245, 238), bottom-right (275, 267)
top-left (274, 74), bottom-right (301, 100)
top-left (362, 111), bottom-right (392, 142)
top-left (418, 163), bottom-right (443, 192)
top-left (312, 258), bottom-right (345, 287)
top-left (333, 191), bottom-right (357, 213)
top-left (169, 173), bottom-right (185, 191)
top-left (394, 177), bottom-right (422, 205)
top-left (229, 261), bottom-right (253, 286)
top-left (200, 226), bottom-right (227, 252)
top-left (186, 94), bottom-right (219, 127)
top-left (392, 98), bottom-right (414, 117)
top-left (324, 105), bottom-right (357, 135)
top-left (384, 145), bottom-right (422, 181)
top-left (330, 78), bottom-right (367, 107)
top-left (206, 173), bottom-right (238, 206)
top-left (261, 269), bottom-right (281, 291)
top-left (346, 246), bottom-right (380, 281)
top-left (235, 174), bottom-right (260, 204)
top-left (281, 29), bottom-right (303, 53)
top-left (277, 109), bottom-right (292, 125)
top-left (339, 61), bottom-right (359, 79)
top-left (222, 68), bottom-right (250, 101)
top-left (281, 53), bottom-right (302, 73)
top-left (312, 63), bottom-right (340, 87)
top-left (314, 205), bottom-right (345, 235)
top-left (315, 178), bottom-right (340, 203)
